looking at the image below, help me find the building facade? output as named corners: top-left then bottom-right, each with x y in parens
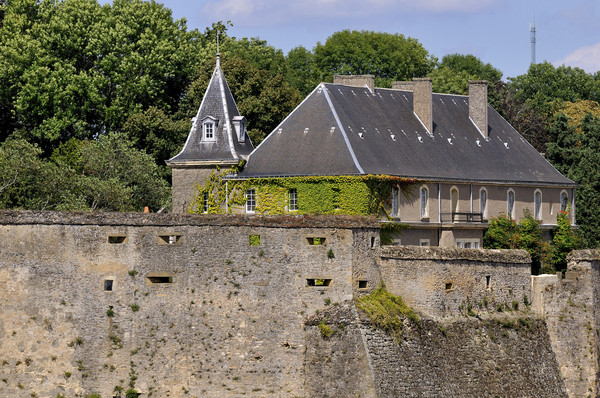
top-left (171, 66), bottom-right (575, 248)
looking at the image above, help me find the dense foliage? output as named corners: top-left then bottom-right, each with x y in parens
top-left (483, 211), bottom-right (581, 274)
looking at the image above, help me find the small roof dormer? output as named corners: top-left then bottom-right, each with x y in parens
top-left (167, 55), bottom-right (254, 167)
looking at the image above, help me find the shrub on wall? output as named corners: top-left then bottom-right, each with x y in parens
top-left (484, 210), bottom-right (579, 275)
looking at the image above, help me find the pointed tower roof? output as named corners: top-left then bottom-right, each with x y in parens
top-left (167, 56), bottom-right (254, 166)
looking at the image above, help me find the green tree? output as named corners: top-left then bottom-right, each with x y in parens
top-left (0, 0), bottom-right (206, 154)
top-left (483, 211), bottom-right (549, 274)
top-left (314, 30), bottom-right (435, 87)
top-left (547, 113), bottom-right (600, 248)
top-left (550, 209), bottom-right (581, 273)
top-left (429, 53), bottom-right (502, 109)
top-left (285, 46), bottom-right (320, 96)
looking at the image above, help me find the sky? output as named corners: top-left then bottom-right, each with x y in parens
top-left (110, 0), bottom-right (600, 79)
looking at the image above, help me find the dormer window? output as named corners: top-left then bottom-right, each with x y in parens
top-left (202, 116), bottom-right (218, 142)
top-left (233, 116), bottom-right (246, 143)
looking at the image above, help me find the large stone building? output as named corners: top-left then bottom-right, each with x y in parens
top-left (169, 62), bottom-right (575, 248)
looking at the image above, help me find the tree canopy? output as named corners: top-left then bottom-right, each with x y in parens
top-left (313, 30), bottom-right (435, 88)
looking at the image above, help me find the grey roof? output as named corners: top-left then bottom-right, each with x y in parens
top-left (168, 58), bottom-right (254, 165)
top-left (238, 83), bottom-right (574, 186)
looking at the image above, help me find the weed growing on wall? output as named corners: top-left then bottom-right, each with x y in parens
top-left (356, 284), bottom-right (420, 343)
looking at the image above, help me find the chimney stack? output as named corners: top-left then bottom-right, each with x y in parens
top-left (333, 75), bottom-right (375, 92)
top-left (392, 81), bottom-right (413, 91)
top-left (469, 80), bottom-right (488, 139)
top-left (412, 78), bottom-right (432, 134)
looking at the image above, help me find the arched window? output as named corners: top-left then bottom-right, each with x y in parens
top-left (450, 187), bottom-right (459, 214)
top-left (479, 188), bottom-right (488, 219)
top-left (507, 189), bottom-right (515, 219)
top-left (420, 186), bottom-right (429, 219)
top-left (392, 186), bottom-right (399, 217)
top-left (534, 190), bottom-right (542, 220)
top-left (560, 190), bottom-right (569, 212)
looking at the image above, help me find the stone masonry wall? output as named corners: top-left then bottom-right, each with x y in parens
top-left (0, 211), bottom-right (378, 397)
top-left (379, 246), bottom-right (532, 318)
top-left (0, 211), bottom-right (584, 397)
top-left (531, 250), bottom-right (600, 398)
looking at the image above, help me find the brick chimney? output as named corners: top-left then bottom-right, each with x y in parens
top-left (412, 78), bottom-right (432, 134)
top-left (469, 80), bottom-right (488, 139)
top-left (391, 81), bottom-right (413, 91)
top-left (333, 75), bottom-right (375, 92)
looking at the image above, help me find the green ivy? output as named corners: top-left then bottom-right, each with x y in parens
top-left (189, 169), bottom-right (415, 218)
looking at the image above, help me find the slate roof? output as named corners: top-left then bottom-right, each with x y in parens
top-left (167, 57), bottom-right (254, 165)
top-left (238, 83), bottom-right (574, 186)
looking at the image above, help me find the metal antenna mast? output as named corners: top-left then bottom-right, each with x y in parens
top-left (530, 22), bottom-right (536, 65)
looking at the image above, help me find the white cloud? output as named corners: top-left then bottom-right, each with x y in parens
top-left (201, 0), bottom-right (496, 27)
top-left (555, 42), bottom-right (600, 74)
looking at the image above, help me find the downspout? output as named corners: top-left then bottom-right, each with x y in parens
top-left (470, 184), bottom-right (473, 213)
top-left (226, 181), bottom-right (229, 214)
top-left (572, 187), bottom-right (576, 224)
top-left (438, 182), bottom-right (441, 223)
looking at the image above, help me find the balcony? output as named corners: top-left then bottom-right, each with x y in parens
top-left (441, 212), bottom-right (484, 223)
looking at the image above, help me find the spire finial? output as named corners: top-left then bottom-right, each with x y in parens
top-left (216, 29), bottom-right (220, 67)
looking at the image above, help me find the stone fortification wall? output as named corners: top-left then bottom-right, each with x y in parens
top-left (531, 250), bottom-right (600, 398)
top-left (0, 211), bottom-right (580, 397)
top-left (0, 211), bottom-right (379, 397)
top-left (306, 300), bottom-right (566, 398)
top-left (379, 246), bottom-right (531, 317)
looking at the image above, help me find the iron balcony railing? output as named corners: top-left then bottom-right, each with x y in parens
top-left (441, 212), bottom-right (484, 223)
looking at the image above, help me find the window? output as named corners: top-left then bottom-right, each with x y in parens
top-left (246, 189), bottom-right (256, 213)
top-left (159, 235), bottom-right (181, 245)
top-left (560, 191), bottom-right (569, 212)
top-left (480, 188), bottom-right (488, 219)
top-left (104, 280), bottom-right (113, 291)
top-left (486, 275), bottom-right (491, 290)
top-left (534, 190), bottom-right (542, 220)
top-left (419, 239), bottom-right (430, 246)
top-left (392, 187), bottom-right (399, 217)
top-left (146, 275), bottom-right (173, 285)
top-left (203, 192), bottom-right (209, 213)
top-left (358, 280), bottom-right (368, 289)
top-left (306, 279), bottom-right (332, 287)
top-left (420, 186), bottom-right (429, 219)
top-left (456, 239), bottom-right (480, 248)
top-left (450, 187), bottom-right (459, 214)
top-left (307, 237), bottom-right (326, 245)
top-left (289, 189), bottom-right (298, 211)
top-left (108, 236), bottom-right (126, 244)
top-left (203, 121), bottom-right (214, 140)
top-left (507, 189), bottom-right (515, 219)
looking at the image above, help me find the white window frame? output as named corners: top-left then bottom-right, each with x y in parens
top-left (420, 186), bottom-right (429, 219)
top-left (289, 188), bottom-right (298, 211)
top-left (534, 189), bottom-right (542, 220)
top-left (560, 190), bottom-right (569, 212)
top-left (246, 189), bottom-right (256, 213)
top-left (456, 239), bottom-right (481, 249)
top-left (202, 117), bottom-right (217, 142)
top-left (507, 189), bottom-right (515, 219)
top-left (203, 192), bottom-right (209, 213)
top-left (479, 187), bottom-right (488, 220)
top-left (392, 186), bottom-right (399, 218)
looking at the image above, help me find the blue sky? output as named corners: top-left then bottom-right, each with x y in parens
top-left (113, 0), bottom-right (600, 79)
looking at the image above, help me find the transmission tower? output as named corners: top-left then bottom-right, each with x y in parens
top-left (530, 23), bottom-right (537, 65)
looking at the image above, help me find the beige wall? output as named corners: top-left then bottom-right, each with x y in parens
top-left (171, 167), bottom-right (215, 214)
top-left (395, 182), bottom-right (573, 226)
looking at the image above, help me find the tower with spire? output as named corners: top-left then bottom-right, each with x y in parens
top-left (167, 52), bottom-right (254, 213)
